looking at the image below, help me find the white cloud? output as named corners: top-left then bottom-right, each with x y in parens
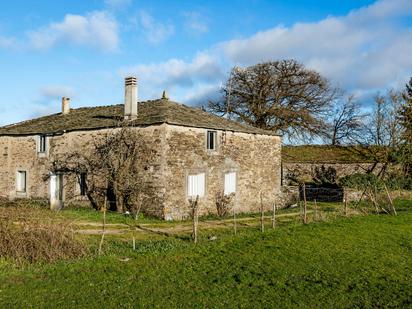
top-left (0, 36), bottom-right (19, 49)
top-left (25, 11), bottom-right (119, 52)
top-left (183, 11), bottom-right (209, 35)
top-left (120, 52), bottom-right (222, 88)
top-left (40, 85), bottom-right (75, 99)
top-left (182, 84), bottom-right (221, 106)
top-left (120, 0), bottom-right (412, 106)
top-left (219, 0), bottom-right (412, 92)
top-left (137, 11), bottom-right (174, 43)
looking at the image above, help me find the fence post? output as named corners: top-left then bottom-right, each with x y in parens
top-left (303, 183), bottom-right (307, 224)
top-left (191, 195), bottom-right (199, 244)
top-left (384, 184), bottom-right (397, 215)
top-left (272, 201), bottom-right (276, 229)
top-left (260, 192), bottom-right (264, 233)
top-left (98, 195), bottom-right (107, 256)
top-left (344, 190), bottom-right (348, 217)
top-left (233, 201), bottom-right (237, 235)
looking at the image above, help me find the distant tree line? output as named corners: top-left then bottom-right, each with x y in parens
top-left (209, 60), bottom-right (412, 180)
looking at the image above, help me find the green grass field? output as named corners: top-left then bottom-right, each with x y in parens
top-left (0, 200), bottom-right (411, 308)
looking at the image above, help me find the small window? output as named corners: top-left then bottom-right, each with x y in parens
top-left (187, 172), bottom-right (205, 198)
top-left (16, 171), bottom-right (27, 193)
top-left (207, 131), bottom-right (217, 150)
top-left (79, 173), bottom-right (87, 196)
top-left (38, 135), bottom-right (47, 153)
top-left (224, 171), bottom-right (236, 195)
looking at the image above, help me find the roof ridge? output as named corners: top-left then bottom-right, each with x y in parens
top-left (0, 99), bottom-right (280, 136)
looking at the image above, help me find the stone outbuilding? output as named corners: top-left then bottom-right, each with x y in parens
top-left (0, 77), bottom-right (281, 220)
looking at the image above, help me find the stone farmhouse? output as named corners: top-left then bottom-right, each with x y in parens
top-left (0, 77), bottom-right (281, 220)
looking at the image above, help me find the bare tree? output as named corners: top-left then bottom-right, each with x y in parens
top-left (208, 60), bottom-right (338, 141)
top-left (355, 90), bottom-right (403, 176)
top-left (51, 126), bottom-right (151, 214)
top-left (328, 95), bottom-right (366, 145)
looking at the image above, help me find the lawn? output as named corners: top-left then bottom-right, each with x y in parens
top-left (0, 200), bottom-right (411, 308)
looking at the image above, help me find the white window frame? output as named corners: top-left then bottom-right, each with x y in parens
top-left (206, 130), bottom-right (217, 151)
top-left (16, 170), bottom-right (27, 193)
top-left (224, 171), bottom-right (237, 195)
top-left (187, 172), bottom-right (206, 198)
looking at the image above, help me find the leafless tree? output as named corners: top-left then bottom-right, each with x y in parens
top-left (51, 126), bottom-right (151, 214)
top-left (208, 60), bottom-right (338, 142)
top-left (354, 90), bottom-right (403, 176)
top-left (328, 95), bottom-right (366, 145)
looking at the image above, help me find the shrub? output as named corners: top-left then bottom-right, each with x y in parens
top-left (0, 206), bottom-right (88, 264)
top-left (339, 173), bottom-right (412, 191)
top-left (313, 165), bottom-right (337, 186)
top-left (339, 173), bottom-right (382, 190)
top-left (215, 192), bottom-right (234, 217)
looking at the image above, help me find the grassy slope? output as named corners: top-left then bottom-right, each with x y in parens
top-left (0, 202), bottom-right (411, 308)
top-left (282, 145), bottom-right (376, 163)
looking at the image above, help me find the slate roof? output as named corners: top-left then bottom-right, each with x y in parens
top-left (0, 99), bottom-right (278, 136)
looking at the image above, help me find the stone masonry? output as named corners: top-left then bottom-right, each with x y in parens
top-left (0, 114), bottom-right (281, 220)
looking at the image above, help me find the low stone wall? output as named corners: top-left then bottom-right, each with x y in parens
top-left (281, 185), bottom-right (365, 204)
top-left (281, 162), bottom-right (396, 185)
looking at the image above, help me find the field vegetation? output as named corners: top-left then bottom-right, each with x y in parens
top-left (0, 198), bottom-right (411, 308)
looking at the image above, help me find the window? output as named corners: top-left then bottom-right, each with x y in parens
top-left (38, 135), bottom-right (47, 153)
top-left (16, 171), bottom-right (27, 193)
top-left (79, 173), bottom-right (87, 196)
top-left (207, 130), bottom-right (217, 150)
top-left (187, 172), bottom-right (205, 198)
top-left (224, 171), bottom-right (236, 195)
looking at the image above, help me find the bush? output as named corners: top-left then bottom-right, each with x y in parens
top-left (0, 206), bottom-right (88, 264)
top-left (339, 173), bottom-right (412, 190)
top-left (215, 192), bottom-right (234, 217)
top-left (313, 165), bottom-right (337, 186)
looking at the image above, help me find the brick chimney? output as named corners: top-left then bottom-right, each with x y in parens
top-left (124, 76), bottom-right (138, 120)
top-left (62, 97), bottom-right (70, 115)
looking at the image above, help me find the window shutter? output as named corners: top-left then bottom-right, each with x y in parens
top-left (188, 173), bottom-right (205, 197)
top-left (224, 171), bottom-right (236, 195)
top-left (17, 171), bottom-right (27, 192)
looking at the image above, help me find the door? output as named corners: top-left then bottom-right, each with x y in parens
top-left (50, 173), bottom-right (63, 210)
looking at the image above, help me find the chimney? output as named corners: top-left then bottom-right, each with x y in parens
top-left (62, 97), bottom-right (70, 115)
top-left (124, 76), bottom-right (138, 119)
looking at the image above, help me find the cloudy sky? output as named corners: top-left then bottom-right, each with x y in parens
top-left (0, 0), bottom-right (411, 125)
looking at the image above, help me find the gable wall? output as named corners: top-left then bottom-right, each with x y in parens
top-left (162, 124), bottom-right (282, 220)
top-left (0, 125), bottom-right (167, 216)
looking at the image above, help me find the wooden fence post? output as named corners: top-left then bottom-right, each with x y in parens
top-left (233, 201), bottom-right (237, 235)
top-left (260, 192), bottom-right (264, 233)
top-left (384, 184), bottom-right (397, 215)
top-left (303, 183), bottom-right (307, 224)
top-left (191, 195), bottom-right (199, 244)
top-left (344, 190), bottom-right (348, 217)
top-left (272, 201), bottom-right (276, 229)
top-left (98, 195), bottom-right (107, 256)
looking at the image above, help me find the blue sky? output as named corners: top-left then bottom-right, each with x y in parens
top-left (0, 0), bottom-right (411, 125)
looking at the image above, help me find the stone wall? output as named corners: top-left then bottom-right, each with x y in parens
top-left (0, 124), bottom-right (282, 220)
top-left (282, 162), bottom-right (388, 185)
top-left (0, 126), bottom-right (167, 216)
top-left (162, 125), bottom-right (282, 220)
top-left (281, 186), bottom-right (362, 205)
